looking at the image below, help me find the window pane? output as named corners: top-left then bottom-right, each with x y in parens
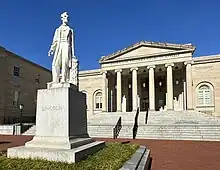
top-left (13, 66), bottom-right (20, 76)
top-left (95, 92), bottom-right (102, 109)
top-left (198, 85), bottom-right (211, 105)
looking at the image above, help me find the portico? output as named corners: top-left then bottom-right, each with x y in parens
top-left (99, 41), bottom-right (195, 112)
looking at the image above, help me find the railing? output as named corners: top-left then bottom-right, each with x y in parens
top-left (146, 108), bottom-right (149, 124)
top-left (132, 107), bottom-right (139, 139)
top-left (113, 117), bottom-right (122, 139)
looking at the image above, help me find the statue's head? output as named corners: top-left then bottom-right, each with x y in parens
top-left (61, 12), bottom-right (69, 24)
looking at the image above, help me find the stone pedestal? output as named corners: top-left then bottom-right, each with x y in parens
top-left (7, 83), bottom-right (105, 163)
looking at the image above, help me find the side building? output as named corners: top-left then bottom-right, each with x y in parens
top-left (78, 41), bottom-right (220, 118)
top-left (0, 46), bottom-right (51, 124)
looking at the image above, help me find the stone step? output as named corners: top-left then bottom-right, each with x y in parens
top-left (136, 136), bottom-right (220, 141)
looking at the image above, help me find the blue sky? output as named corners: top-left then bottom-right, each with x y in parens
top-left (0, 0), bottom-right (220, 71)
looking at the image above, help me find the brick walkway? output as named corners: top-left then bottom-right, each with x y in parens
top-left (0, 135), bottom-right (220, 170)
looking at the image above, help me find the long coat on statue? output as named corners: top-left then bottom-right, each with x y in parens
top-left (50, 25), bottom-right (74, 68)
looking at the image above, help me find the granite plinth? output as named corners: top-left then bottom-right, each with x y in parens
top-left (25, 137), bottom-right (95, 149)
top-left (7, 83), bottom-right (106, 163)
top-left (7, 141), bottom-right (105, 163)
top-left (35, 84), bottom-right (88, 139)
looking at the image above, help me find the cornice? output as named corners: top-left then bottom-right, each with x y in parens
top-left (79, 69), bottom-right (101, 77)
top-left (193, 55), bottom-right (220, 65)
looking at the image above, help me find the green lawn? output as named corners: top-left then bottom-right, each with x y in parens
top-left (0, 142), bottom-right (139, 170)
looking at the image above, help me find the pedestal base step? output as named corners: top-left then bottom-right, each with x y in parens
top-left (7, 141), bottom-right (105, 164)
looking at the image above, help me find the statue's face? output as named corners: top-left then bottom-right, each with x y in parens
top-left (61, 12), bottom-right (69, 24)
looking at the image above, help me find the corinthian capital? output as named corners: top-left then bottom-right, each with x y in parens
top-left (130, 67), bottom-right (138, 71)
top-left (101, 70), bottom-right (107, 75)
top-left (184, 60), bottom-right (194, 65)
top-left (147, 65), bottom-right (156, 69)
top-left (115, 69), bottom-right (122, 73)
top-left (165, 63), bottom-right (174, 68)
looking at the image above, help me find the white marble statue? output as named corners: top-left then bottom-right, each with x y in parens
top-left (48, 12), bottom-right (78, 84)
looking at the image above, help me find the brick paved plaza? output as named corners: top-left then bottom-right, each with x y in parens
top-left (0, 135), bottom-right (220, 170)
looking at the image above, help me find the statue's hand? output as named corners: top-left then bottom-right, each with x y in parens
top-left (48, 49), bottom-right (54, 56)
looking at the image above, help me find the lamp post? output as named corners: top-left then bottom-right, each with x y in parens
top-left (19, 104), bottom-right (24, 128)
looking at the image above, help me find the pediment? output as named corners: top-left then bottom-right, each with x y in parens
top-left (99, 41), bottom-right (195, 63)
top-left (113, 46), bottom-right (175, 60)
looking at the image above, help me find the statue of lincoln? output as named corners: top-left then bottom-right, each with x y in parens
top-left (48, 12), bottom-right (76, 83)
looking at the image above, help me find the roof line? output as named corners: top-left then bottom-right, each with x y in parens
top-left (100, 40), bottom-right (196, 62)
top-left (2, 47), bottom-right (51, 73)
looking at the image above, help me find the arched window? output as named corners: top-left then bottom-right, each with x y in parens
top-left (95, 92), bottom-right (102, 109)
top-left (197, 85), bottom-right (211, 105)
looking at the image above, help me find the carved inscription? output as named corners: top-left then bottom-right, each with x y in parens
top-left (38, 105), bottom-right (64, 112)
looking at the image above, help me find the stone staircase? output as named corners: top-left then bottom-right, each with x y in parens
top-left (87, 112), bottom-right (136, 138)
top-left (87, 125), bottom-right (115, 138)
top-left (88, 112), bottom-right (136, 125)
top-left (22, 112), bottom-right (135, 137)
top-left (22, 110), bottom-right (220, 141)
top-left (147, 110), bottom-right (220, 124)
top-left (136, 124), bottom-right (220, 141)
top-left (118, 125), bottom-right (133, 139)
top-left (135, 110), bottom-right (220, 141)
top-left (22, 125), bottom-right (36, 136)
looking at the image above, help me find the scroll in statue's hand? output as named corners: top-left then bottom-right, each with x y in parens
top-left (48, 49), bottom-right (54, 56)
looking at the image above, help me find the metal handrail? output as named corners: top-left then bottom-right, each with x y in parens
top-left (146, 108), bottom-right (149, 124)
top-left (113, 117), bottom-right (122, 139)
top-left (132, 107), bottom-right (139, 139)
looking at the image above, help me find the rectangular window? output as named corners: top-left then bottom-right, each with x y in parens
top-left (13, 91), bottom-right (19, 106)
top-left (13, 66), bottom-right (20, 76)
top-left (35, 74), bottom-right (40, 83)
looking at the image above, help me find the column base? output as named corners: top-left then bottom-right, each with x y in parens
top-left (186, 108), bottom-right (194, 111)
top-left (167, 109), bottom-right (174, 111)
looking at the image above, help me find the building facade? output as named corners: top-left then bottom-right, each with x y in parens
top-left (0, 46), bottom-right (51, 124)
top-left (79, 41), bottom-right (220, 117)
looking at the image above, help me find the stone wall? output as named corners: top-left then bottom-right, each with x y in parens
top-left (0, 51), bottom-right (6, 124)
top-left (192, 55), bottom-right (220, 115)
top-left (0, 48), bottom-right (52, 124)
top-left (79, 69), bottom-right (102, 118)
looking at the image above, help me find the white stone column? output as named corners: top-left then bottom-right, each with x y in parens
top-left (115, 69), bottom-right (122, 112)
top-left (183, 81), bottom-right (187, 110)
top-left (102, 71), bottom-right (108, 112)
top-left (184, 60), bottom-right (194, 110)
top-left (165, 63), bottom-right (174, 110)
top-left (147, 65), bottom-right (156, 111)
top-left (130, 67), bottom-right (138, 111)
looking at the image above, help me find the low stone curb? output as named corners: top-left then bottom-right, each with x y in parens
top-left (120, 146), bottom-right (150, 170)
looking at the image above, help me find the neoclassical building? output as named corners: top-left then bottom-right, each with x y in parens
top-left (79, 41), bottom-right (220, 117)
